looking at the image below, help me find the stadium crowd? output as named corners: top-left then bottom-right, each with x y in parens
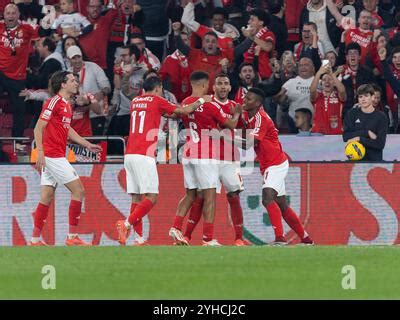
top-left (0, 0), bottom-right (399, 162)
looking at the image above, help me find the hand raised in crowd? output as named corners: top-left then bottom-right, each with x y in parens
top-left (378, 47), bottom-right (387, 61)
top-left (316, 62), bottom-right (332, 76)
top-left (241, 25), bottom-right (255, 39)
top-left (254, 45), bottom-right (262, 56)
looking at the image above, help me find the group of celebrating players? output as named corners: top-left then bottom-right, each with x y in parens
top-left (29, 69), bottom-right (314, 247)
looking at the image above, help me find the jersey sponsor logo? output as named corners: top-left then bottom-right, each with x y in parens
top-left (133, 96), bottom-right (154, 103)
top-left (42, 109), bottom-right (52, 119)
top-left (355, 118), bottom-right (361, 123)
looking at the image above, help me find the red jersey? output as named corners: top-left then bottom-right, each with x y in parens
top-left (196, 24), bottom-right (234, 62)
top-left (159, 50), bottom-right (192, 103)
top-left (80, 9), bottom-right (118, 69)
top-left (211, 96), bottom-right (240, 162)
top-left (234, 86), bottom-right (249, 105)
top-left (344, 28), bottom-right (373, 64)
top-left (311, 91), bottom-right (344, 135)
top-left (241, 108), bottom-right (287, 173)
top-left (39, 95), bottom-right (72, 158)
top-left (125, 94), bottom-right (177, 157)
top-left (0, 21), bottom-right (39, 80)
top-left (181, 96), bottom-right (229, 160)
top-left (187, 48), bottom-right (230, 93)
top-left (244, 27), bottom-right (275, 79)
top-left (71, 109), bottom-right (92, 137)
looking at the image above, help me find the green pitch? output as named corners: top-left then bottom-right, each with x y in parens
top-left (0, 246), bottom-right (399, 299)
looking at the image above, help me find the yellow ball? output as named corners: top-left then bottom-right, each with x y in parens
top-left (345, 141), bottom-right (366, 161)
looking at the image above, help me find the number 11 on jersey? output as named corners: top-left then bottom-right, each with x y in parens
top-left (132, 110), bottom-right (146, 134)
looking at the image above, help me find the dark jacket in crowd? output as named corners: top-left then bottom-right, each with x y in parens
top-left (343, 107), bottom-right (388, 161)
top-left (136, 0), bottom-right (169, 37)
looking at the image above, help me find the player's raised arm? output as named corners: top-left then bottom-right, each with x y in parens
top-left (173, 95), bottom-right (213, 117)
top-left (222, 103), bottom-right (242, 130)
top-left (33, 119), bottom-right (48, 172)
top-left (67, 127), bottom-right (102, 153)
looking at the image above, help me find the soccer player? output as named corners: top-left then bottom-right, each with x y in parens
top-left (29, 71), bottom-right (102, 246)
top-left (181, 74), bottom-right (249, 246)
top-left (169, 71), bottom-right (241, 246)
top-left (115, 76), bottom-right (211, 246)
top-left (218, 88), bottom-right (314, 245)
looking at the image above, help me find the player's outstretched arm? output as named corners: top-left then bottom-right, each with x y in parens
top-left (33, 119), bottom-right (48, 172)
top-left (173, 96), bottom-right (212, 117)
top-left (222, 104), bottom-right (242, 130)
top-left (207, 128), bottom-right (255, 150)
top-left (68, 127), bottom-right (103, 153)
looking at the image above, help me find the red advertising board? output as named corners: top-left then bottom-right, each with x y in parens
top-left (0, 163), bottom-right (399, 246)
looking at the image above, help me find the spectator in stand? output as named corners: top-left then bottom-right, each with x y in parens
top-left (49, 0), bottom-right (93, 39)
top-left (325, 50), bottom-right (338, 71)
top-left (378, 46), bottom-right (400, 133)
top-left (79, 0), bottom-right (119, 70)
top-left (61, 36), bottom-right (85, 70)
top-left (388, 12), bottom-right (400, 47)
top-left (362, 0), bottom-right (383, 29)
top-left (279, 50), bottom-right (298, 82)
top-left (284, 0), bottom-right (308, 48)
top-left (294, 108), bottom-right (317, 135)
top-left (268, 0), bottom-right (288, 59)
top-left (26, 37), bottom-right (63, 90)
top-left (232, 62), bottom-right (259, 104)
top-left (67, 45), bottom-right (111, 135)
top-left (0, 4), bottom-right (39, 151)
top-left (378, 0), bottom-right (398, 29)
top-left (136, 0), bottom-right (169, 61)
top-left (106, 0), bottom-right (143, 84)
top-left (339, 42), bottom-right (375, 117)
top-left (294, 22), bottom-right (324, 67)
top-left (276, 57), bottom-right (315, 133)
top-left (310, 63), bottom-right (346, 134)
top-left (371, 83), bottom-right (394, 132)
top-left (343, 84), bottom-right (388, 161)
top-left (130, 33), bottom-right (161, 71)
top-left (181, 1), bottom-right (239, 61)
top-left (107, 43), bottom-right (147, 152)
top-left (300, 0), bottom-right (341, 54)
top-left (342, 10), bottom-right (373, 64)
top-left (159, 23), bottom-right (192, 103)
top-left (239, 9), bottom-right (275, 80)
top-left (173, 28), bottom-right (230, 93)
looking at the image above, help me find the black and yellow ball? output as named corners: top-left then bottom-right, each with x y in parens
top-left (345, 141), bottom-right (366, 161)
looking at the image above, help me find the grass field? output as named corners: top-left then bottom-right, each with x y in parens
top-left (1, 246), bottom-right (399, 299)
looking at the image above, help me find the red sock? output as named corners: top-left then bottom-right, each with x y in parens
top-left (282, 207), bottom-right (305, 239)
top-left (227, 195), bottom-right (244, 240)
top-left (130, 203), bottom-right (142, 237)
top-left (32, 203), bottom-right (50, 237)
top-left (128, 198), bottom-right (154, 226)
top-left (265, 201), bottom-right (284, 238)
top-left (184, 198), bottom-right (204, 240)
top-left (69, 200), bottom-right (82, 234)
top-left (172, 216), bottom-right (184, 231)
top-left (203, 222), bottom-right (214, 242)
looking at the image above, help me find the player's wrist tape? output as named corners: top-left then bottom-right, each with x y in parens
top-left (198, 98), bottom-right (205, 105)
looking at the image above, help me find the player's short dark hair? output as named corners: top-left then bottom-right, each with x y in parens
top-left (295, 108), bottom-right (312, 119)
top-left (143, 76), bottom-right (162, 92)
top-left (268, 0), bottom-right (284, 15)
top-left (204, 31), bottom-right (218, 39)
top-left (357, 84), bottom-right (375, 96)
top-left (248, 87), bottom-right (265, 102)
top-left (212, 7), bottom-right (228, 20)
top-left (42, 37), bottom-right (56, 53)
top-left (190, 71), bottom-right (209, 83)
top-left (346, 42), bottom-right (362, 55)
top-left (249, 9), bottom-right (270, 27)
top-left (49, 70), bottom-right (72, 95)
top-left (215, 73), bottom-right (230, 81)
top-left (238, 62), bottom-right (255, 73)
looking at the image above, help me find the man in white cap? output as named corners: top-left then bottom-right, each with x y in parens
top-left (67, 45), bottom-right (111, 136)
